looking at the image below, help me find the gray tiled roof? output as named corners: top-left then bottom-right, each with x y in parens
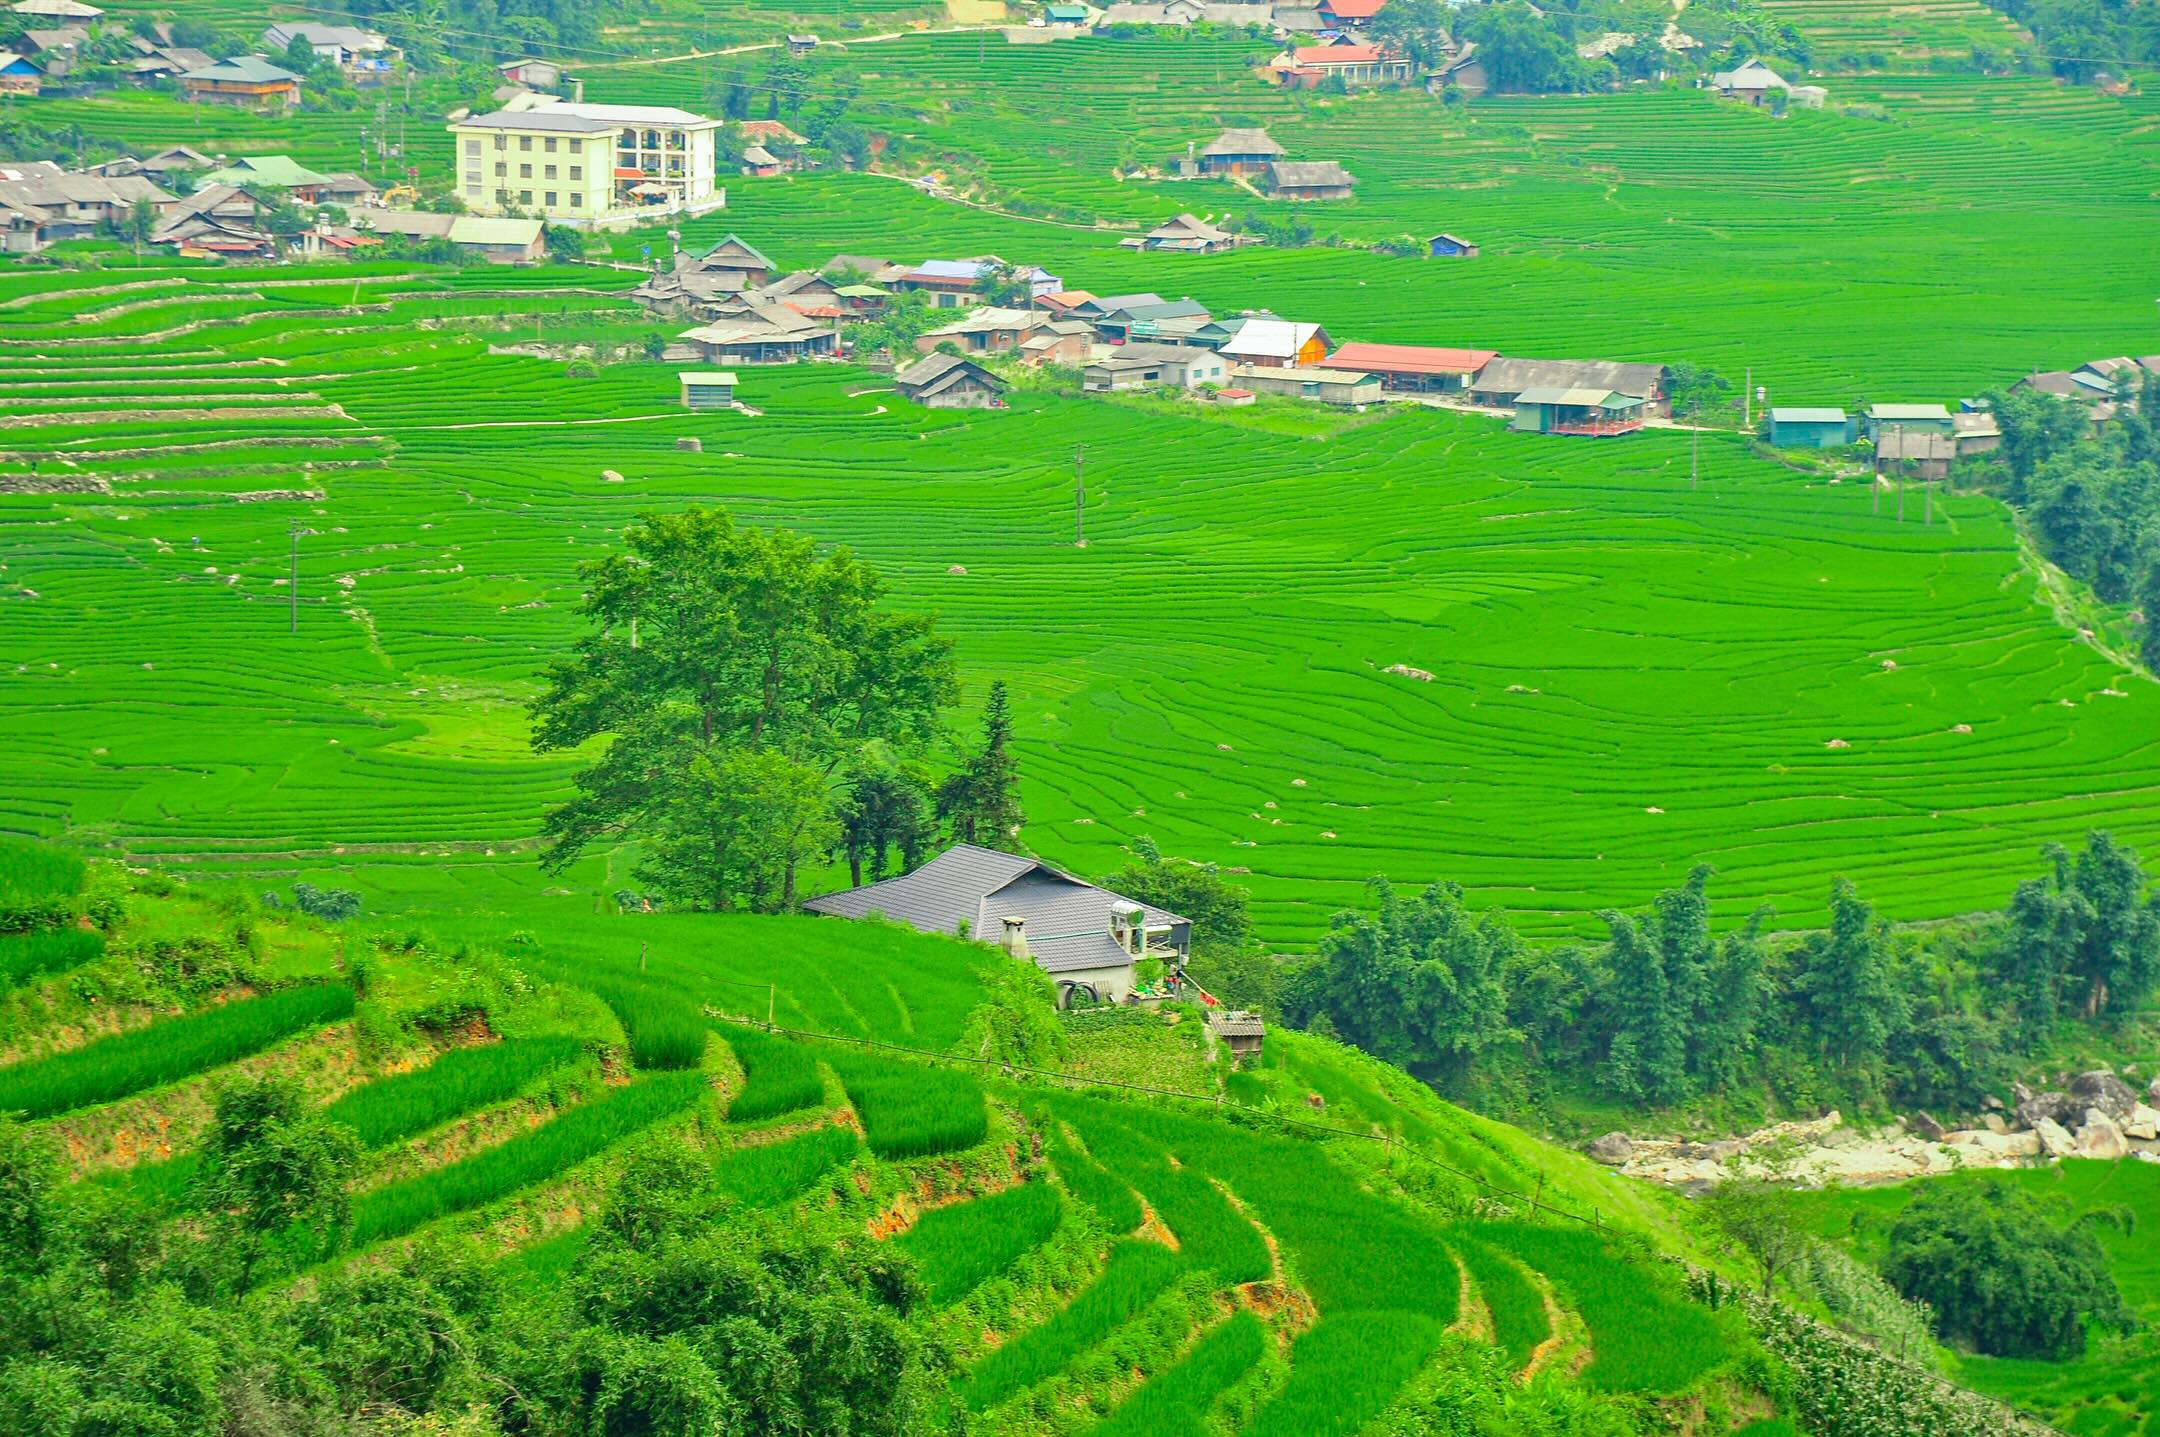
top-left (1471, 356), bottom-right (1665, 399)
top-left (803, 843), bottom-right (1189, 974)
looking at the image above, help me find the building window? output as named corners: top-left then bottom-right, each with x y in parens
top-left (519, 135), bottom-right (532, 151)
top-left (464, 139), bottom-right (479, 155)
top-left (493, 134), bottom-right (506, 150)
top-left (464, 183), bottom-right (479, 196)
top-left (543, 164), bottom-right (556, 180)
top-left (569, 166), bottom-right (581, 181)
top-left (544, 136), bottom-right (557, 152)
top-left (519, 189), bottom-right (533, 204)
top-left (569, 193), bottom-right (582, 207)
top-left (569, 139), bottom-right (582, 154)
top-left (465, 170), bottom-right (479, 185)
top-left (493, 162), bottom-right (506, 176)
top-left (545, 192), bottom-right (557, 207)
top-left (519, 163), bottom-right (531, 178)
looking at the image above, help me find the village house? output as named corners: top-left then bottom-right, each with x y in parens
top-left (740, 145), bottom-right (784, 178)
top-left (1045, 3), bottom-right (1091, 24)
top-left (1511, 387), bottom-right (1647, 436)
top-left (1234, 364), bottom-right (1381, 405)
top-left (1019, 319), bottom-right (1095, 367)
top-left (786, 32), bottom-right (818, 56)
top-left (497, 57), bottom-right (560, 91)
top-left (822, 253), bottom-right (906, 284)
top-left (1089, 296), bottom-right (1212, 344)
top-left (341, 208), bottom-right (546, 262)
top-left (134, 146), bottom-right (215, 180)
top-left (201, 155), bottom-right (336, 202)
top-left (892, 256), bottom-right (1062, 308)
top-left (1430, 43), bottom-right (1487, 97)
top-left (1951, 410), bottom-right (2002, 458)
top-left (833, 283), bottom-right (892, 318)
top-left (678, 371), bottom-right (738, 409)
top-left (633, 234), bottom-right (775, 318)
top-left (1218, 317), bottom-right (1331, 369)
top-left (1766, 407), bottom-right (1855, 448)
top-left (2074, 356), bottom-right (2160, 397)
top-left (0, 166), bottom-right (173, 252)
top-left (261, 23), bottom-right (398, 82)
top-left (450, 97), bottom-right (722, 225)
top-left (803, 843), bottom-right (1191, 1007)
top-left (1195, 127), bottom-right (1283, 178)
top-left (1470, 357), bottom-right (1669, 415)
top-left (1863, 402), bottom-right (1953, 440)
top-left (1265, 159), bottom-right (1356, 201)
top-left (182, 55), bottom-right (303, 111)
top-left (1708, 57), bottom-right (1789, 105)
top-left (1083, 342), bottom-right (1228, 391)
top-left (127, 43), bottom-right (217, 83)
top-left (1318, 0), bottom-right (1385, 25)
top-left (1875, 429), bottom-right (1954, 479)
top-left (1036, 289), bottom-right (1097, 317)
top-left (680, 303), bottom-right (837, 364)
top-left (150, 183), bottom-right (282, 257)
top-left (7, 0), bottom-right (99, 28)
top-left (1102, 0), bottom-right (1269, 24)
top-left (0, 51), bottom-right (41, 96)
top-left (1270, 43), bottom-right (1411, 89)
top-left (1323, 341), bottom-right (1495, 394)
top-left (1123, 212), bottom-right (1247, 254)
top-left (1207, 1009), bottom-right (1266, 1065)
top-left (1427, 232), bottom-right (1478, 259)
top-left (916, 306), bottom-right (1045, 355)
top-left (892, 353), bottom-right (1010, 410)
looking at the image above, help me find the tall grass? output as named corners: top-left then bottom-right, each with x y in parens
top-left (1476, 1222), bottom-right (1726, 1394)
top-left (824, 1048), bottom-right (987, 1160)
top-left (1242, 1312), bottom-right (1447, 1437)
top-left (322, 1036), bottom-right (585, 1148)
top-left (715, 1124), bottom-right (859, 1208)
top-left (1051, 1130), bottom-right (1142, 1234)
top-left (0, 928), bottom-right (103, 989)
top-left (0, 839), bottom-right (83, 931)
top-left (895, 1181), bottom-right (1064, 1306)
top-left (963, 1240), bottom-right (1185, 1411)
top-left (1071, 1112), bottom-right (1271, 1285)
top-left (1459, 1238), bottom-right (1550, 1372)
top-left (719, 1023), bottom-right (825, 1122)
top-left (0, 984), bottom-right (355, 1120)
top-left (348, 1070), bottom-right (706, 1248)
top-left (589, 980), bottom-right (707, 1071)
top-left (1087, 1310), bottom-right (1266, 1437)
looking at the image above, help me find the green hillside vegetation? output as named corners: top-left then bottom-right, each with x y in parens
top-left (4, 265), bottom-right (2158, 952)
top-left (0, 840), bottom-right (1871, 1434)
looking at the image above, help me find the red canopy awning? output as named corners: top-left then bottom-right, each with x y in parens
top-left (613, 167), bottom-right (644, 179)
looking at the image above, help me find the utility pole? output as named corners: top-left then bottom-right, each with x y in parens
top-left (1073, 443), bottom-right (1086, 547)
top-left (1895, 424), bottom-right (1906, 522)
top-left (288, 525), bottom-right (316, 633)
top-left (1689, 402), bottom-right (1699, 492)
top-left (1743, 365), bottom-right (1752, 430)
top-left (1871, 425), bottom-right (1881, 516)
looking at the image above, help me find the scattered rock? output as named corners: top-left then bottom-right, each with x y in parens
top-left (1983, 1112), bottom-right (2008, 1134)
top-left (1645, 806), bottom-right (1665, 815)
top-left (2078, 1109), bottom-right (2130, 1161)
top-left (675, 437), bottom-right (702, 452)
top-left (1951, 722), bottom-right (1972, 733)
top-left (601, 469), bottom-right (623, 482)
top-left (2149, 1074), bottom-right (2160, 1103)
top-left (947, 564), bottom-right (967, 575)
top-left (1588, 1133), bottom-right (1633, 1165)
top-left (1982, 1094), bottom-right (2005, 1112)
top-left (1880, 659), bottom-right (1897, 670)
top-left (1383, 663), bottom-right (1435, 682)
top-left (2015, 1088), bottom-right (2081, 1131)
top-left (2126, 1103), bottom-right (2160, 1142)
top-left (1910, 1111), bottom-right (1945, 1141)
top-left (2071, 1069), bottom-right (2138, 1123)
top-left (1825, 738), bottom-right (1849, 749)
top-left (2034, 1116), bottom-right (2077, 1159)
top-left (1291, 778), bottom-right (1307, 787)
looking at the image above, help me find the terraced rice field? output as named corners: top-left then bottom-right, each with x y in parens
top-left (1758, 0), bottom-right (2029, 63)
top-left (4, 264), bottom-right (2159, 944)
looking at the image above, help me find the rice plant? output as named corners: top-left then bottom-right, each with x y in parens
top-left (894, 1181), bottom-right (1063, 1307)
top-left (348, 1070), bottom-right (706, 1248)
top-left (322, 1035), bottom-right (585, 1148)
top-left (1086, 1310), bottom-right (1266, 1437)
top-left (1050, 1129), bottom-right (1142, 1235)
top-left (589, 980), bottom-right (707, 1071)
top-left (1242, 1312), bottom-right (1447, 1437)
top-left (1476, 1222), bottom-right (1726, 1394)
top-left (0, 984), bottom-right (355, 1120)
top-left (1458, 1237), bottom-right (1551, 1373)
top-left (714, 1124), bottom-right (860, 1209)
top-left (0, 839), bottom-right (83, 931)
top-left (718, 1023), bottom-right (826, 1123)
top-left (0, 928), bottom-right (104, 990)
top-left (823, 1048), bottom-right (987, 1160)
top-left (1070, 1113), bottom-right (1268, 1284)
top-left (962, 1240), bottom-right (1186, 1411)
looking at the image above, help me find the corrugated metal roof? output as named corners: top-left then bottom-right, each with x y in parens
top-left (448, 216), bottom-right (541, 246)
top-left (1771, 407), bottom-right (1847, 423)
top-left (1325, 341), bottom-right (1495, 375)
top-left (1472, 357), bottom-right (1664, 399)
top-left (458, 109), bottom-right (617, 134)
top-left (1867, 403), bottom-right (1951, 420)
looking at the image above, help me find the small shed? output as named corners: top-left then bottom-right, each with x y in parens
top-left (1207, 1009), bottom-right (1266, 1066)
top-left (1767, 407), bottom-right (1854, 448)
top-left (894, 352), bottom-right (1008, 409)
top-left (1046, 3), bottom-right (1090, 21)
top-left (1233, 364), bottom-right (1380, 406)
top-left (1511, 387), bottom-right (1646, 437)
top-left (0, 51), bottom-right (42, 95)
top-left (786, 32), bottom-right (818, 54)
top-left (1427, 232), bottom-right (1478, 258)
top-left (679, 371), bottom-right (739, 409)
top-left (1265, 160), bottom-right (1356, 201)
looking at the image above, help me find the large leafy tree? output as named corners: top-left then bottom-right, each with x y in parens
top-left (1790, 880), bottom-right (1905, 1090)
top-left (1594, 866), bottom-right (1771, 1106)
top-left (1099, 835), bottom-right (1252, 954)
top-left (1884, 1181), bottom-right (2131, 1360)
top-left (2003, 832), bottom-right (2160, 1031)
top-left (1284, 878), bottom-right (1518, 1084)
top-left (532, 507), bottom-right (954, 910)
top-left (837, 755), bottom-right (936, 887)
top-left (936, 680), bottom-right (1024, 851)
top-left (195, 1076), bottom-right (360, 1288)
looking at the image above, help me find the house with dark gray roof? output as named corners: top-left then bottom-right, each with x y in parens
top-left (1470, 356), bottom-right (1669, 414)
top-left (803, 843), bottom-right (1190, 1004)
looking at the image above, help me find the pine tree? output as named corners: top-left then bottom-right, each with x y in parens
top-left (937, 681), bottom-right (1024, 851)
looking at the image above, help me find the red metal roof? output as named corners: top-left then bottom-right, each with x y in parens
top-left (1324, 342), bottom-right (1498, 376)
top-left (1295, 42), bottom-right (1388, 63)
top-left (1038, 289), bottom-right (1097, 312)
top-left (1321, 0), bottom-right (1386, 14)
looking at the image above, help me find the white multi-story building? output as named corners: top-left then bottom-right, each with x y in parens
top-left (447, 96), bottom-right (722, 227)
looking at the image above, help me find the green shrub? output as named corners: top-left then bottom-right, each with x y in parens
top-left (349, 1070), bottom-right (705, 1247)
top-left (895, 1181), bottom-right (1063, 1306)
top-left (824, 1048), bottom-right (987, 1160)
top-left (963, 1240), bottom-right (1185, 1411)
top-left (715, 1124), bottom-right (860, 1208)
top-left (0, 928), bottom-right (104, 989)
top-left (0, 984), bottom-right (355, 1120)
top-left (322, 1035), bottom-right (585, 1148)
top-left (719, 1023), bottom-right (825, 1122)
top-left (1088, 1309), bottom-right (1266, 1437)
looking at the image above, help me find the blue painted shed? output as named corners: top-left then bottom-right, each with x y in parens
top-left (1427, 232), bottom-right (1479, 258)
top-left (1767, 407), bottom-right (1854, 448)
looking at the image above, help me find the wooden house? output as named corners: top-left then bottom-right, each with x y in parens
top-left (1708, 57), bottom-right (1789, 105)
top-left (181, 55), bottom-right (302, 110)
top-left (1196, 127), bottom-right (1283, 177)
top-left (1125, 212), bottom-right (1246, 253)
top-left (1323, 342), bottom-right (1494, 394)
top-left (1875, 429), bottom-right (1953, 479)
top-left (1471, 357), bottom-right (1668, 415)
top-left (915, 305), bottom-right (1044, 355)
top-left (1951, 411), bottom-right (2002, 458)
top-left (1264, 160), bottom-right (1355, 201)
top-left (1511, 387), bottom-right (1646, 436)
top-left (1207, 1009), bottom-right (1265, 1065)
top-left (1427, 232), bottom-right (1478, 258)
top-left (1019, 320), bottom-right (1094, 367)
top-left (679, 303), bottom-right (837, 364)
top-left (893, 353), bottom-right (1009, 409)
top-left (1317, 0), bottom-right (1384, 25)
